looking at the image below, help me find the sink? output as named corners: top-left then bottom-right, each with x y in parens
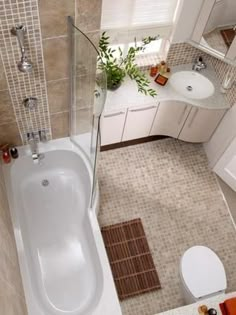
top-left (169, 71), bottom-right (215, 100)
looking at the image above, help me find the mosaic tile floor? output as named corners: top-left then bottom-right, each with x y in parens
top-left (98, 138), bottom-right (236, 315)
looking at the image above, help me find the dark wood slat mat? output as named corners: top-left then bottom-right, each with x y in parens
top-left (220, 28), bottom-right (236, 47)
top-left (101, 218), bottom-right (161, 300)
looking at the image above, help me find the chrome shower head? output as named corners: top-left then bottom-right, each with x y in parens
top-left (11, 25), bottom-right (33, 73)
top-left (18, 56), bottom-right (33, 73)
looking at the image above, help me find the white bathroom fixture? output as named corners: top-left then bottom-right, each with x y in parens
top-left (3, 137), bottom-right (122, 315)
top-left (169, 71), bottom-right (215, 99)
top-left (180, 246), bottom-right (227, 304)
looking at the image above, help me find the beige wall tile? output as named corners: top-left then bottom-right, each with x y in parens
top-left (39, 0), bottom-right (75, 39)
top-left (0, 90), bottom-right (16, 124)
top-left (76, 0), bottom-right (102, 32)
top-left (47, 79), bottom-right (69, 114)
top-left (51, 111), bottom-right (69, 139)
top-left (0, 58), bottom-right (7, 91)
top-left (0, 122), bottom-right (22, 145)
top-left (0, 0), bottom-right (52, 142)
top-left (75, 108), bottom-right (93, 134)
top-left (43, 37), bottom-right (69, 81)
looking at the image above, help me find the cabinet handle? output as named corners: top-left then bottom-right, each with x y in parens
top-left (103, 111), bottom-right (126, 118)
top-left (130, 105), bottom-right (156, 112)
top-left (188, 108), bottom-right (199, 128)
top-left (178, 105), bottom-right (188, 125)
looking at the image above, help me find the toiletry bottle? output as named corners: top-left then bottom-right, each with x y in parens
top-left (159, 61), bottom-right (167, 75)
top-left (150, 64), bottom-right (158, 77)
top-left (163, 67), bottom-right (171, 79)
top-left (207, 309), bottom-right (217, 315)
top-left (221, 68), bottom-right (234, 93)
top-left (10, 147), bottom-right (19, 159)
top-left (2, 149), bottom-right (11, 164)
top-left (198, 305), bottom-right (208, 315)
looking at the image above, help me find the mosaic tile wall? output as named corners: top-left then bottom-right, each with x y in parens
top-left (39, 0), bottom-right (102, 139)
top-left (0, 0), bottom-right (102, 144)
top-left (98, 138), bottom-right (236, 315)
top-left (0, 0), bottom-right (51, 144)
top-left (167, 43), bottom-right (236, 107)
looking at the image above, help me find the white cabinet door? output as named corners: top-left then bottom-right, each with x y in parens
top-left (122, 105), bottom-right (157, 141)
top-left (214, 136), bottom-right (236, 192)
top-left (150, 101), bottom-right (191, 138)
top-left (100, 109), bottom-right (127, 145)
top-left (179, 107), bottom-right (225, 143)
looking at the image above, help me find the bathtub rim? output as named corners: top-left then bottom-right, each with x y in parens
top-left (3, 137), bottom-right (122, 315)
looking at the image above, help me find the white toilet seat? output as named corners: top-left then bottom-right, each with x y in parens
top-left (180, 246), bottom-right (227, 299)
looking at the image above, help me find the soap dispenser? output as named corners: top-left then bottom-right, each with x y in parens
top-left (221, 68), bottom-right (234, 93)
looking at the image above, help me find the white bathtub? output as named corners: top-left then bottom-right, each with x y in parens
top-left (3, 138), bottom-right (122, 315)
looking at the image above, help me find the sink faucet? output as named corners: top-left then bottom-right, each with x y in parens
top-left (27, 132), bottom-right (44, 163)
top-left (192, 57), bottom-right (207, 71)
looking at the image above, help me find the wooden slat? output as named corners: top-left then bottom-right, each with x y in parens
top-left (101, 218), bottom-right (161, 300)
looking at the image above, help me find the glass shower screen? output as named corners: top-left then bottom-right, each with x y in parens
top-left (68, 17), bottom-right (107, 207)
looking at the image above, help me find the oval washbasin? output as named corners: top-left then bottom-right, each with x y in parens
top-left (169, 71), bottom-right (215, 100)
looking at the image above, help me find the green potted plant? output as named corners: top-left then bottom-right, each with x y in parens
top-left (98, 32), bottom-right (158, 97)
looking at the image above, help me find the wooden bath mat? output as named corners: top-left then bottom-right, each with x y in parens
top-left (101, 218), bottom-right (161, 300)
top-left (220, 28), bottom-right (236, 47)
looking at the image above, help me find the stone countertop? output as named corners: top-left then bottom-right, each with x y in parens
top-left (155, 292), bottom-right (236, 315)
top-left (104, 64), bottom-right (230, 112)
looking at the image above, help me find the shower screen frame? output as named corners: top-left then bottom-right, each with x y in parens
top-left (67, 16), bottom-right (107, 208)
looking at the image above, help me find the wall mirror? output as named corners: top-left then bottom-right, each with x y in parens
top-left (189, 0), bottom-right (236, 66)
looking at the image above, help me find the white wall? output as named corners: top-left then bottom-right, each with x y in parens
top-left (204, 105), bottom-right (236, 168)
top-left (171, 0), bottom-right (204, 43)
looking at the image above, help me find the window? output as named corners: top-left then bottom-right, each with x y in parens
top-left (101, 0), bottom-right (179, 33)
top-left (101, 0), bottom-right (180, 65)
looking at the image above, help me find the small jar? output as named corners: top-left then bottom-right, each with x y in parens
top-left (150, 64), bottom-right (158, 77)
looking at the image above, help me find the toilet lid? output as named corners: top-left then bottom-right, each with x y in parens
top-left (181, 246), bottom-right (226, 299)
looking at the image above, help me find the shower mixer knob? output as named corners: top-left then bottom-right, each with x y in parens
top-left (23, 97), bottom-right (38, 110)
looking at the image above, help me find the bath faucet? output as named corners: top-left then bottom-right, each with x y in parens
top-left (27, 132), bottom-right (44, 163)
top-left (192, 57), bottom-right (207, 71)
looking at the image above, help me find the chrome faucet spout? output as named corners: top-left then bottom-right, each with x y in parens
top-left (192, 57), bottom-right (207, 71)
top-left (27, 132), bottom-right (43, 163)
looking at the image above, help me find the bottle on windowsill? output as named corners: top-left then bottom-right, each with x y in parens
top-left (163, 67), bottom-right (171, 79)
top-left (150, 64), bottom-right (158, 77)
top-left (159, 60), bottom-right (167, 75)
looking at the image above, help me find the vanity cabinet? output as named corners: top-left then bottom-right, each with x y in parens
top-left (150, 101), bottom-right (191, 138)
top-left (100, 109), bottom-right (127, 146)
top-left (100, 101), bottom-right (226, 146)
top-left (178, 107), bottom-right (225, 143)
top-left (122, 105), bottom-right (158, 141)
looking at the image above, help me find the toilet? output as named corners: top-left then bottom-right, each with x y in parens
top-left (179, 246), bottom-right (227, 304)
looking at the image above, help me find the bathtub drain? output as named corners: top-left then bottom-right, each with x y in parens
top-left (42, 179), bottom-right (49, 187)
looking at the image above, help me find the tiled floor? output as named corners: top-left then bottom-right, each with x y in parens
top-left (98, 138), bottom-right (236, 315)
